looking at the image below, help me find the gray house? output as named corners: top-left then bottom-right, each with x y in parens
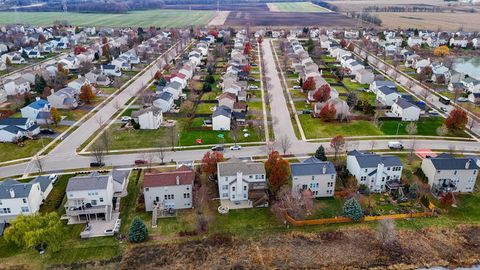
top-left (290, 157), bottom-right (336, 198)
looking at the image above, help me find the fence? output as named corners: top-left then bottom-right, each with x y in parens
top-left (285, 212), bottom-right (431, 226)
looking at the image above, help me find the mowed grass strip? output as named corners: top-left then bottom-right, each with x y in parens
top-left (0, 9), bottom-right (215, 27)
top-left (267, 1), bottom-right (330, 12)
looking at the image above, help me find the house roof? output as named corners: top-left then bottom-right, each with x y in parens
top-left (428, 155), bottom-right (479, 170)
top-left (131, 106), bottom-right (162, 118)
top-left (0, 118), bottom-right (29, 126)
top-left (395, 97), bottom-right (417, 109)
top-left (217, 158), bottom-right (265, 177)
top-left (373, 80), bottom-right (396, 89)
top-left (233, 101), bottom-right (247, 110)
top-left (157, 91), bottom-right (173, 101)
top-left (218, 92), bottom-right (236, 101)
top-left (27, 99), bottom-right (50, 110)
top-left (143, 165), bottom-right (194, 188)
top-left (66, 175), bottom-right (110, 192)
top-left (166, 81), bottom-right (182, 90)
top-left (31, 176), bottom-right (52, 192)
top-left (347, 150), bottom-right (403, 168)
top-left (111, 169), bottom-right (129, 185)
top-left (378, 85), bottom-right (398, 96)
top-left (290, 158), bottom-right (336, 176)
top-left (0, 179), bottom-right (33, 199)
top-left (213, 105), bottom-right (232, 118)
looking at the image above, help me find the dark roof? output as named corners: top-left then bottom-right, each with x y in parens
top-left (378, 85), bottom-right (398, 95)
top-left (31, 176), bottom-right (52, 192)
top-left (143, 165), bottom-right (194, 188)
top-left (111, 169), bottom-right (129, 185)
top-left (0, 179), bottom-right (33, 199)
top-left (213, 105), bottom-right (232, 118)
top-left (374, 81), bottom-right (396, 89)
top-left (428, 155), bottom-right (479, 170)
top-left (232, 111), bottom-right (246, 120)
top-left (395, 97), bottom-right (417, 109)
top-left (157, 91), bottom-right (173, 101)
top-left (166, 81), bottom-right (182, 90)
top-left (347, 151), bottom-right (402, 168)
top-left (66, 175), bottom-right (110, 192)
top-left (291, 158), bottom-right (336, 176)
top-left (0, 118), bottom-right (29, 126)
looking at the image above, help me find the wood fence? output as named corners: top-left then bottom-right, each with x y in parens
top-left (285, 212), bottom-right (431, 226)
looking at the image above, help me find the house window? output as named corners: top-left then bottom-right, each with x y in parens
top-left (331, 175), bottom-right (334, 179)
top-left (184, 193), bottom-right (190, 199)
top-left (0, 200), bottom-right (2, 205)
top-left (250, 175), bottom-right (253, 179)
top-left (0, 208), bottom-right (11, 214)
top-left (302, 184), bottom-right (308, 189)
top-left (232, 186), bottom-right (235, 191)
top-left (225, 177), bottom-right (228, 181)
top-left (454, 170), bottom-right (457, 175)
top-left (328, 182), bottom-right (334, 187)
top-left (232, 195), bottom-right (235, 199)
top-left (243, 194), bottom-right (247, 199)
top-left (91, 200), bottom-right (97, 206)
top-left (99, 198), bottom-right (104, 202)
top-left (222, 193), bottom-right (228, 198)
top-left (243, 186), bottom-right (247, 191)
top-left (22, 198), bottom-right (27, 203)
top-left (222, 185), bottom-right (228, 190)
top-left (365, 169), bottom-right (367, 173)
top-left (311, 176), bottom-right (315, 180)
top-left (164, 195), bottom-right (168, 200)
top-left (145, 188), bottom-right (149, 191)
top-left (361, 176), bottom-right (366, 181)
top-left (21, 207), bottom-right (29, 213)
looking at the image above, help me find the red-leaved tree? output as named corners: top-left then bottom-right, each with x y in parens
top-left (243, 42), bottom-right (252, 55)
top-left (330, 135), bottom-right (346, 161)
top-left (302, 76), bottom-right (316, 92)
top-left (154, 70), bottom-right (163, 80)
top-left (74, 46), bottom-right (87, 55)
top-left (242, 64), bottom-right (251, 74)
top-left (313, 84), bottom-right (331, 102)
top-left (265, 151), bottom-right (290, 195)
top-left (340, 39), bottom-right (347, 48)
top-left (320, 103), bottom-right (336, 122)
top-left (201, 151), bottom-right (224, 176)
top-left (445, 108), bottom-right (468, 132)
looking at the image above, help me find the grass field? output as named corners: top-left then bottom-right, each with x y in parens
top-left (267, 2), bottom-right (330, 12)
top-left (0, 9), bottom-right (215, 27)
top-left (0, 138), bottom-right (52, 163)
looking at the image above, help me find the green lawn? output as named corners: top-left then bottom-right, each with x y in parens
top-left (102, 123), bottom-right (169, 150)
top-left (179, 126), bottom-right (262, 146)
top-left (212, 208), bottom-right (282, 237)
top-left (195, 103), bottom-right (215, 114)
top-left (299, 116), bottom-right (383, 138)
top-left (342, 78), bottom-right (369, 91)
top-left (380, 117), bottom-right (469, 137)
top-left (247, 101), bottom-right (263, 111)
top-left (268, 1), bottom-right (330, 12)
top-left (308, 197), bottom-right (345, 219)
top-left (39, 174), bottom-right (75, 214)
top-left (0, 138), bottom-right (52, 163)
top-left (0, 9), bottom-right (214, 27)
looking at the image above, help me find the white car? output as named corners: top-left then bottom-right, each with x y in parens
top-left (230, 145), bottom-right (242, 151)
top-left (293, 86), bottom-right (301, 90)
top-left (49, 174), bottom-right (58, 184)
top-left (121, 116), bottom-right (131, 122)
top-left (249, 85), bottom-right (259, 90)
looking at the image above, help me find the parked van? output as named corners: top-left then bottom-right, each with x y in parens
top-left (388, 141), bottom-right (404, 150)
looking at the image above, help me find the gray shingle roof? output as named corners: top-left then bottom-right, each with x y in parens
top-left (395, 97), bottom-right (417, 109)
top-left (428, 155), bottom-right (479, 170)
top-left (111, 169), bottom-right (129, 185)
top-left (374, 81), bottom-right (396, 89)
top-left (217, 158), bottom-right (265, 177)
top-left (66, 175), bottom-right (110, 192)
top-left (31, 176), bottom-right (52, 192)
top-left (378, 85), bottom-right (398, 95)
top-left (291, 158), bottom-right (336, 176)
top-left (0, 179), bottom-right (33, 199)
top-left (348, 151), bottom-right (403, 168)
top-left (213, 105), bottom-right (232, 118)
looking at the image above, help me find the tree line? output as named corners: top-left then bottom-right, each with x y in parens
top-left (16, 0), bottom-right (165, 14)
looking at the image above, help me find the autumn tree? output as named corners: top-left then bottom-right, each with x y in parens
top-left (57, 63), bottom-right (68, 76)
top-left (302, 76), bottom-right (316, 92)
top-left (340, 39), bottom-right (347, 48)
top-left (154, 70), bottom-right (163, 80)
top-left (257, 35), bottom-right (264, 44)
top-left (330, 135), bottom-right (345, 161)
top-left (5, 57), bottom-right (12, 71)
top-left (434, 45), bottom-right (449, 57)
top-left (201, 151), bottom-right (224, 176)
top-left (79, 83), bottom-right (96, 103)
top-left (320, 103), bottom-right (337, 122)
top-left (74, 45), bottom-right (87, 55)
top-left (265, 151), bottom-right (290, 195)
top-left (50, 107), bottom-right (61, 126)
top-left (418, 66), bottom-right (433, 81)
top-left (242, 64), bottom-right (251, 74)
top-left (78, 60), bottom-right (93, 75)
top-left (347, 43), bottom-right (355, 52)
top-left (271, 186), bottom-right (312, 222)
top-left (243, 42), bottom-right (252, 55)
top-left (445, 108), bottom-right (468, 132)
top-left (313, 84), bottom-right (331, 102)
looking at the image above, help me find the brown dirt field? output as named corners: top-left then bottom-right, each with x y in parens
top-left (374, 12), bottom-right (480, 31)
top-left (118, 225), bottom-right (480, 269)
top-left (224, 11), bottom-right (356, 27)
top-left (163, 3), bottom-right (270, 11)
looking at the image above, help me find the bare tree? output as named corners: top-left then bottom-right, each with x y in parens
top-left (33, 155), bottom-right (43, 173)
top-left (279, 136), bottom-right (292, 155)
top-left (143, 152), bottom-right (156, 171)
top-left (157, 140), bottom-right (167, 165)
top-left (92, 142), bottom-right (106, 164)
top-left (230, 126), bottom-right (241, 146)
top-left (95, 115), bottom-right (104, 128)
top-left (78, 60), bottom-right (94, 75)
top-left (437, 125), bottom-right (448, 136)
top-left (271, 186), bottom-right (308, 222)
top-left (420, 89), bottom-right (432, 101)
top-left (377, 219), bottom-right (397, 249)
top-left (369, 140), bottom-right (377, 151)
top-left (406, 122), bottom-right (417, 164)
top-left (168, 125), bottom-right (178, 151)
top-left (99, 130), bottom-right (110, 155)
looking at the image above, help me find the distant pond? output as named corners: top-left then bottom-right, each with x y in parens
top-left (453, 57), bottom-right (480, 80)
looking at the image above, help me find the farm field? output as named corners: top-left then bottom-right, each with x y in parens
top-left (225, 11), bottom-right (355, 26)
top-left (0, 9), bottom-right (215, 27)
top-left (325, 0), bottom-right (450, 12)
top-left (267, 1), bottom-right (330, 12)
top-left (373, 12), bottom-right (480, 31)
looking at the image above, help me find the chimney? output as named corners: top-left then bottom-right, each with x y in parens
top-left (322, 165), bottom-right (326, 174)
top-left (176, 176), bottom-right (180, 185)
top-left (35, 96), bottom-right (41, 101)
top-left (466, 160), bottom-right (471, 169)
top-left (9, 188), bottom-right (15, 198)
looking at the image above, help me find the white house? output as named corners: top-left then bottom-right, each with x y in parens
top-left (421, 154), bottom-right (478, 194)
top-left (101, 64), bottom-right (122, 77)
top-left (217, 158), bottom-right (269, 209)
top-left (391, 97), bottom-right (421, 121)
top-left (1, 52), bottom-right (26, 64)
top-left (290, 157), bottom-right (336, 198)
top-left (20, 98), bottom-right (51, 124)
top-left (85, 69), bottom-right (111, 86)
top-left (407, 36), bottom-right (423, 47)
top-left (449, 37), bottom-right (468, 48)
top-left (143, 165), bottom-right (195, 211)
top-left (58, 56), bottom-right (79, 70)
top-left (153, 92), bottom-right (174, 112)
top-left (376, 86), bottom-right (400, 106)
top-left (218, 92), bottom-right (236, 110)
top-left (170, 73), bottom-right (187, 89)
top-left (163, 81), bottom-right (183, 100)
top-left (64, 174), bottom-right (115, 224)
top-left (131, 107), bottom-right (163, 130)
top-left (370, 80), bottom-right (396, 94)
top-left (355, 69), bottom-right (374, 85)
top-left (0, 176), bottom-right (53, 222)
top-left (47, 87), bottom-right (78, 109)
top-left (3, 77), bottom-right (31, 95)
top-left (67, 77), bottom-right (96, 94)
top-left (346, 150), bottom-right (403, 193)
top-left (0, 118), bottom-right (40, 142)
top-left (212, 105), bottom-right (231, 131)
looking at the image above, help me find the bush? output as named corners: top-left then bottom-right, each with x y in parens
top-left (420, 195), bottom-right (430, 208)
top-left (414, 168), bottom-right (428, 183)
top-left (358, 184), bottom-right (370, 195)
top-left (128, 217), bottom-right (148, 243)
top-left (343, 198), bottom-right (363, 221)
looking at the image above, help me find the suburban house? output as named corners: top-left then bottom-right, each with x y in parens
top-left (143, 165), bottom-right (195, 211)
top-left (0, 176), bottom-right (53, 223)
top-left (468, 92), bottom-right (480, 105)
top-left (462, 77), bottom-right (480, 93)
top-left (58, 56), bottom-right (79, 70)
top-left (218, 92), bottom-right (237, 110)
top-left (152, 91), bottom-right (174, 112)
top-left (3, 77), bottom-right (31, 96)
top-left (20, 98), bottom-right (52, 124)
top-left (370, 80), bottom-right (396, 94)
top-left (163, 81), bottom-right (183, 100)
top-left (47, 87), bottom-right (78, 109)
top-left (64, 174), bottom-right (115, 224)
top-left (131, 107), bottom-right (163, 130)
top-left (85, 69), bottom-right (111, 86)
top-left (421, 154), bottom-right (478, 194)
top-left (346, 150), bottom-right (403, 193)
top-left (101, 64), bottom-right (122, 77)
top-left (391, 97), bottom-right (421, 121)
top-left (355, 69), bottom-right (375, 84)
top-left (212, 105), bottom-right (231, 131)
top-left (217, 158), bottom-right (269, 209)
top-left (0, 118), bottom-right (40, 142)
top-left (431, 63), bottom-right (451, 83)
top-left (1, 52), bottom-right (26, 64)
top-left (290, 157), bottom-right (336, 198)
top-left (376, 86), bottom-right (400, 106)
top-left (407, 36), bottom-right (423, 47)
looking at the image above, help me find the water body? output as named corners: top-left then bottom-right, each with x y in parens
top-left (453, 57), bottom-right (480, 80)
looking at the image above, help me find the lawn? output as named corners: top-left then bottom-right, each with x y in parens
top-left (39, 174), bottom-right (75, 214)
top-left (195, 103), bottom-right (215, 114)
top-left (380, 117), bottom-right (469, 137)
top-left (179, 126), bottom-right (262, 146)
top-left (299, 116), bottom-right (383, 138)
top-left (342, 78), bottom-right (369, 91)
top-left (308, 197), bottom-right (345, 219)
top-left (0, 9), bottom-right (215, 27)
top-left (101, 123), bottom-right (169, 150)
top-left (267, 2), bottom-right (330, 12)
top-left (247, 101), bottom-right (263, 111)
top-left (0, 138), bottom-right (52, 163)
top-left (211, 208), bottom-right (282, 237)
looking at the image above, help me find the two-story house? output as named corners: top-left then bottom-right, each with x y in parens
top-left (290, 157), bottom-right (336, 198)
top-left (347, 150), bottom-right (403, 193)
top-left (143, 165), bottom-right (195, 211)
top-left (391, 97), bottom-right (421, 121)
top-left (47, 87), bottom-right (78, 109)
top-left (217, 158), bottom-right (268, 209)
top-left (131, 107), bottom-right (163, 130)
top-left (421, 153), bottom-right (478, 194)
top-left (0, 118), bottom-right (40, 142)
top-left (20, 98), bottom-right (52, 124)
top-left (376, 86), bottom-right (400, 106)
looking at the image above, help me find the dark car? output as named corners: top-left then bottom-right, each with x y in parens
top-left (211, 145), bottom-right (224, 152)
top-left (90, 162), bottom-right (105, 167)
top-left (40, 129), bottom-right (55, 135)
top-left (302, 109), bottom-right (313, 115)
top-left (134, 159), bottom-right (148, 165)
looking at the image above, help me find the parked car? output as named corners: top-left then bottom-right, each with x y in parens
top-left (40, 128), bottom-right (55, 135)
top-left (251, 63), bottom-right (258, 67)
top-left (249, 85), bottom-right (259, 90)
top-left (457, 97), bottom-right (468, 102)
top-left (134, 159), bottom-right (147, 165)
top-left (428, 109), bottom-right (439, 115)
top-left (293, 86), bottom-right (301, 90)
top-left (302, 109), bottom-right (313, 114)
top-left (90, 162), bottom-right (105, 167)
top-left (49, 174), bottom-right (58, 185)
top-left (230, 145), bottom-right (242, 151)
top-left (388, 141), bottom-right (404, 150)
top-left (440, 107), bottom-right (448, 113)
top-left (211, 145), bottom-right (224, 152)
top-left (121, 116), bottom-right (131, 122)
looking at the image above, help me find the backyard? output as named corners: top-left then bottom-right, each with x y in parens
top-left (0, 138), bottom-right (52, 163)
